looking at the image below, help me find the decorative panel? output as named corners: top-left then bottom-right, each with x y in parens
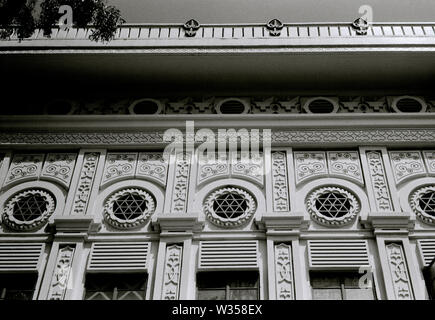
top-left (101, 153), bottom-right (138, 187)
top-left (71, 152), bottom-right (100, 215)
top-left (161, 244), bottom-right (183, 300)
top-left (271, 152), bottom-right (290, 212)
top-left (308, 240), bottom-right (370, 268)
top-left (231, 152), bottom-right (264, 185)
top-left (87, 242), bottom-right (149, 272)
top-left (41, 153), bottom-right (77, 189)
top-left (385, 243), bottom-right (414, 300)
top-left (365, 151), bottom-right (394, 211)
top-left (294, 152), bottom-right (327, 185)
top-left (170, 152), bottom-right (191, 213)
top-left (327, 151), bottom-right (364, 185)
top-left (136, 152), bottom-right (168, 186)
top-left (47, 245), bottom-right (75, 300)
top-left (417, 239), bottom-right (435, 267)
top-left (423, 151), bottom-right (435, 174)
top-left (4, 154), bottom-right (44, 187)
top-left (197, 153), bottom-right (229, 185)
top-left (0, 243), bottom-right (45, 271)
top-left (198, 240), bottom-right (258, 269)
top-left (389, 151), bottom-right (426, 184)
top-left (274, 243), bottom-right (294, 300)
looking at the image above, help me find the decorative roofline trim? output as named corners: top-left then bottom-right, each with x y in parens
top-left (1, 22), bottom-right (434, 52)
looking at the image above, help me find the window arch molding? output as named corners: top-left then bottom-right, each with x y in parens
top-left (93, 179), bottom-right (164, 228)
top-left (193, 178), bottom-right (265, 229)
top-left (398, 177), bottom-right (435, 226)
top-left (296, 178), bottom-right (369, 226)
top-left (0, 180), bottom-right (66, 232)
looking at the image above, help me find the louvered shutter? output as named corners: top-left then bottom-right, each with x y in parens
top-left (417, 239), bottom-right (435, 267)
top-left (308, 240), bottom-right (370, 269)
top-left (198, 240), bottom-right (258, 270)
top-left (87, 242), bottom-right (150, 272)
top-left (0, 243), bottom-right (45, 272)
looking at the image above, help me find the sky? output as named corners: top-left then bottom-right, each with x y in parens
top-left (109, 0), bottom-right (435, 23)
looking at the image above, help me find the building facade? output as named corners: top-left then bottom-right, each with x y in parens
top-left (0, 21), bottom-right (435, 300)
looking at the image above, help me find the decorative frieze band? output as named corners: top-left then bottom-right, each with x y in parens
top-left (365, 151), bottom-right (394, 211)
top-left (47, 245), bottom-right (75, 300)
top-left (274, 243), bottom-right (294, 300)
top-left (271, 152), bottom-right (290, 212)
top-left (71, 152), bottom-right (100, 215)
top-left (161, 244), bottom-right (183, 300)
top-left (2, 129), bottom-right (435, 146)
top-left (385, 243), bottom-right (414, 300)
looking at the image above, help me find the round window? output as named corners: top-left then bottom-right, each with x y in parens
top-left (216, 100), bottom-right (248, 114)
top-left (306, 186), bottom-right (360, 227)
top-left (410, 186), bottom-right (435, 225)
top-left (204, 187), bottom-right (256, 228)
top-left (104, 188), bottom-right (155, 229)
top-left (395, 97), bottom-right (424, 113)
top-left (2, 189), bottom-right (56, 231)
top-left (129, 99), bottom-right (161, 115)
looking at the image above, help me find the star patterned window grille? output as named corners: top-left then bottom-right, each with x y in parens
top-left (315, 192), bottom-right (351, 219)
top-left (104, 188), bottom-right (155, 229)
top-left (13, 194), bottom-right (49, 222)
top-left (213, 193), bottom-right (247, 219)
top-left (112, 194), bottom-right (148, 221)
top-left (2, 189), bottom-right (56, 231)
top-left (306, 186), bottom-right (359, 227)
top-left (204, 187), bottom-right (256, 228)
top-left (418, 191), bottom-right (435, 217)
top-left (410, 186), bottom-right (435, 225)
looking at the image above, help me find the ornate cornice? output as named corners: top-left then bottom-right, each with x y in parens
top-left (1, 128), bottom-right (435, 147)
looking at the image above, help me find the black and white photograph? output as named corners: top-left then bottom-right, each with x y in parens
top-left (0, 0), bottom-right (434, 315)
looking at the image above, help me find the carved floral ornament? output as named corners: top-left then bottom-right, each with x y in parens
top-left (306, 186), bottom-right (360, 227)
top-left (2, 189), bottom-right (56, 231)
top-left (410, 186), bottom-right (435, 225)
top-left (103, 188), bottom-right (156, 229)
top-left (266, 19), bottom-right (284, 36)
top-left (203, 187), bottom-right (257, 228)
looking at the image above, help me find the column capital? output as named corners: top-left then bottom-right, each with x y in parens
top-left (256, 212), bottom-right (309, 232)
top-left (361, 211), bottom-right (415, 231)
